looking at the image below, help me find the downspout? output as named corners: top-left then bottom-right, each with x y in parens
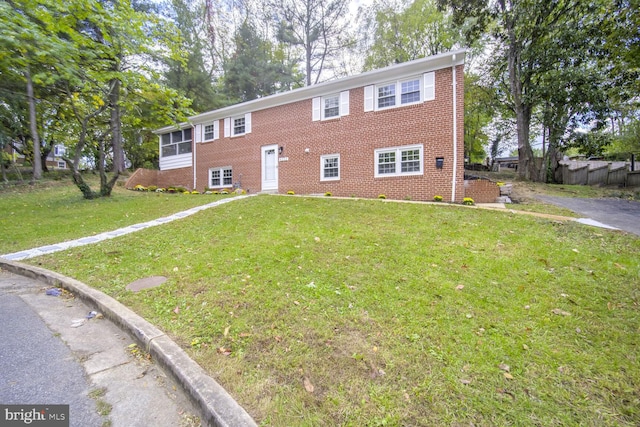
top-left (451, 55), bottom-right (458, 202)
top-left (192, 124), bottom-right (197, 190)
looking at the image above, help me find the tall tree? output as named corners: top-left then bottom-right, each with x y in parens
top-left (441, 0), bottom-right (634, 181)
top-left (274, 0), bottom-right (351, 85)
top-left (162, 0), bottom-right (222, 113)
top-left (361, 0), bottom-right (462, 70)
top-left (223, 20), bottom-right (303, 102)
top-left (2, 0), bottom-right (191, 198)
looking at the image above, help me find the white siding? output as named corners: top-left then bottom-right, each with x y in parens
top-left (159, 153), bottom-right (192, 171)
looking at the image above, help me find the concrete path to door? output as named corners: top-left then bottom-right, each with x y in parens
top-left (535, 195), bottom-right (640, 237)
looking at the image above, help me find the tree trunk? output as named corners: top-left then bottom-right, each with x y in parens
top-left (26, 69), bottom-right (42, 182)
top-left (110, 79), bottom-right (125, 174)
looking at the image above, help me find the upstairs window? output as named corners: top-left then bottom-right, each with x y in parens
top-left (161, 128), bottom-right (192, 157)
top-left (377, 84), bottom-right (396, 108)
top-left (224, 113), bottom-right (252, 137)
top-left (401, 79), bottom-right (421, 104)
top-left (233, 117), bottom-right (245, 135)
top-left (323, 95), bottom-right (340, 119)
top-left (312, 91), bottom-right (349, 121)
top-left (204, 123), bottom-right (216, 141)
top-left (364, 72), bottom-right (434, 112)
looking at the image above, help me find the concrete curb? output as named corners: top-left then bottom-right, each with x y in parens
top-left (0, 259), bottom-right (257, 427)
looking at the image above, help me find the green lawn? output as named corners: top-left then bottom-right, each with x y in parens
top-left (21, 193), bottom-right (640, 426)
top-left (0, 180), bottom-right (231, 254)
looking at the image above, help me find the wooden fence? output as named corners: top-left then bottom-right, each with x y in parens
top-left (560, 160), bottom-right (637, 186)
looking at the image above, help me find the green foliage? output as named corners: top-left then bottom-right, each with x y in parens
top-left (362, 0), bottom-right (462, 70)
top-left (566, 129), bottom-right (613, 158)
top-left (464, 73), bottom-right (494, 163)
top-left (223, 21), bottom-right (302, 103)
top-left (433, 195), bottom-right (443, 202)
top-left (462, 197), bottom-right (474, 205)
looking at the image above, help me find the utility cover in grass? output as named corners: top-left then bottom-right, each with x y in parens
top-left (126, 276), bottom-right (167, 292)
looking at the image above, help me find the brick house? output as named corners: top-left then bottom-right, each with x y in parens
top-left (140, 50), bottom-right (475, 202)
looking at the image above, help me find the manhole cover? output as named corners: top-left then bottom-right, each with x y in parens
top-left (126, 276), bottom-right (168, 292)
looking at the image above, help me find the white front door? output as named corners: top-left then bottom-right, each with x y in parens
top-left (261, 145), bottom-right (278, 191)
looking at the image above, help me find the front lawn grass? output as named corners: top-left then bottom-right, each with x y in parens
top-left (31, 196), bottom-right (640, 426)
top-left (0, 180), bottom-right (231, 253)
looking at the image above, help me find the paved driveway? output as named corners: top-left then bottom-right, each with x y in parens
top-left (536, 196), bottom-right (640, 236)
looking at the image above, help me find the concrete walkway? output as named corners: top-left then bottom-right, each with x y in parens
top-left (1, 195), bottom-right (255, 261)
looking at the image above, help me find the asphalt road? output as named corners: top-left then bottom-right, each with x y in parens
top-left (0, 278), bottom-right (105, 426)
top-left (0, 270), bottom-right (200, 427)
top-left (536, 196), bottom-right (640, 236)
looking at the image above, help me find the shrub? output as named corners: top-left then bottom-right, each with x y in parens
top-left (221, 190), bottom-right (229, 195)
top-left (325, 192), bottom-right (332, 197)
top-left (287, 190), bottom-right (295, 195)
top-left (378, 194), bottom-right (386, 199)
top-left (147, 185), bottom-right (158, 192)
top-left (155, 188), bottom-right (165, 193)
top-left (191, 190), bottom-right (200, 194)
top-left (133, 184), bottom-right (146, 191)
top-left (462, 197), bottom-right (475, 205)
top-left (433, 195), bottom-right (443, 202)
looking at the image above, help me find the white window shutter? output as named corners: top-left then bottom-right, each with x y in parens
top-left (213, 120), bottom-right (219, 140)
top-left (245, 112), bottom-right (252, 134)
top-left (364, 85), bottom-right (374, 112)
top-left (194, 124), bottom-right (202, 143)
top-left (339, 91), bottom-right (349, 116)
top-left (224, 118), bottom-right (230, 137)
top-left (312, 97), bottom-right (321, 121)
top-left (423, 72), bottom-right (435, 101)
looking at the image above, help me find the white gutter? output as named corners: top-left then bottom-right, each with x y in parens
top-left (451, 55), bottom-right (458, 202)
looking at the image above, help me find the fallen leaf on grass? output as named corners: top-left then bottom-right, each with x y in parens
top-left (551, 308), bottom-right (571, 316)
top-left (455, 285), bottom-right (464, 291)
top-left (224, 326), bottom-right (230, 337)
top-left (173, 306), bottom-right (180, 314)
top-left (460, 379), bottom-right (472, 385)
top-left (503, 373), bottom-right (514, 380)
top-left (614, 263), bottom-right (626, 270)
top-left (499, 363), bottom-right (510, 372)
top-left (217, 347), bottom-right (232, 356)
top-left (497, 388), bottom-right (516, 399)
top-left (303, 377), bottom-right (314, 393)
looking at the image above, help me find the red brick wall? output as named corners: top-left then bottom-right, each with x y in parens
top-left (192, 65), bottom-right (465, 202)
top-left (125, 168), bottom-right (158, 188)
top-left (464, 178), bottom-right (500, 203)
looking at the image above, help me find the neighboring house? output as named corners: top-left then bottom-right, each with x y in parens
top-left (3, 143), bottom-right (67, 169)
top-left (147, 50), bottom-right (468, 202)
